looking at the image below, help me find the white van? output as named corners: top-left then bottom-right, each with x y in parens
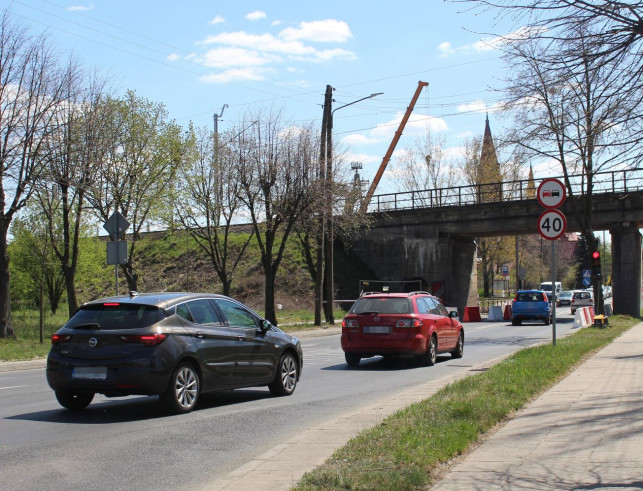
top-left (540, 281), bottom-right (562, 299)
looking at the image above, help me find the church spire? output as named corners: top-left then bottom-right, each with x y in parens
top-left (478, 115), bottom-right (502, 202)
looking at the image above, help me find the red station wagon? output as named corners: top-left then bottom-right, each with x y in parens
top-left (340, 291), bottom-right (464, 367)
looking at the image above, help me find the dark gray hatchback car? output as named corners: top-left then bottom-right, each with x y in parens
top-left (46, 292), bottom-right (303, 413)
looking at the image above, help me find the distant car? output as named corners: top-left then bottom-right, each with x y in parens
top-left (341, 291), bottom-right (464, 367)
top-left (571, 290), bottom-right (594, 314)
top-left (511, 290), bottom-right (551, 325)
top-left (556, 290), bottom-right (573, 307)
top-left (47, 292), bottom-right (303, 413)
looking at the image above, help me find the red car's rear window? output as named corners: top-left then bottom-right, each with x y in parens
top-left (350, 297), bottom-right (411, 314)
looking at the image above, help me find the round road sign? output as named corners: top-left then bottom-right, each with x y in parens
top-left (538, 209), bottom-right (567, 240)
top-left (537, 178), bottom-right (566, 209)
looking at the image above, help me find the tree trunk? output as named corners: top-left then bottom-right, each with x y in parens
top-left (264, 267), bottom-right (277, 325)
top-left (0, 221), bottom-right (14, 338)
top-left (63, 265), bottom-right (78, 318)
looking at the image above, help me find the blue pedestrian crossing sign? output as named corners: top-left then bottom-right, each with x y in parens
top-left (582, 269), bottom-right (591, 287)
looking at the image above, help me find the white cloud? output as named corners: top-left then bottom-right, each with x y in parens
top-left (371, 113), bottom-right (447, 140)
top-left (193, 18), bottom-right (356, 83)
top-left (166, 53), bottom-right (180, 61)
top-left (246, 11), bottom-right (266, 21)
top-left (209, 15), bottom-right (225, 25)
top-left (279, 19), bottom-right (352, 43)
top-left (342, 134), bottom-right (379, 145)
top-left (198, 47), bottom-right (280, 68)
top-left (457, 100), bottom-right (487, 114)
top-left (197, 31), bottom-right (356, 62)
top-left (67, 4), bottom-right (93, 12)
top-left (200, 68), bottom-right (267, 84)
top-left (437, 42), bottom-right (455, 58)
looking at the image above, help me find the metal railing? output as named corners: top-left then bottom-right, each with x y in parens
top-left (365, 168), bottom-right (643, 213)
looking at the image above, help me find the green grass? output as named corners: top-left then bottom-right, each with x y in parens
top-left (0, 309), bottom-right (69, 361)
top-left (294, 316), bottom-right (639, 490)
top-left (0, 308), bottom-right (347, 362)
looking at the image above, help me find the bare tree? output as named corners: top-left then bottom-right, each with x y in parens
top-left (175, 125), bottom-right (254, 296)
top-left (0, 13), bottom-right (70, 338)
top-left (500, 28), bottom-right (637, 310)
top-left (455, 1), bottom-right (643, 63)
top-left (36, 67), bottom-right (112, 316)
top-left (86, 90), bottom-right (189, 292)
top-left (236, 110), bottom-right (316, 325)
top-left (391, 133), bottom-right (458, 196)
top-left (454, 1), bottom-right (643, 164)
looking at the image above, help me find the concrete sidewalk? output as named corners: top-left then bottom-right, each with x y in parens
top-left (431, 322), bottom-right (643, 490)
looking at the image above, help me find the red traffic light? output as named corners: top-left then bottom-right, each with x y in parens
top-left (592, 251), bottom-right (600, 260)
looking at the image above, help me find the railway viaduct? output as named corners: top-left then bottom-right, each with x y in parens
top-left (349, 173), bottom-right (643, 318)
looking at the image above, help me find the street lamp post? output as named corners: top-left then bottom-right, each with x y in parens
top-left (322, 90), bottom-right (383, 324)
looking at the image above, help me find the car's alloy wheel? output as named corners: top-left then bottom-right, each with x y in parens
top-left (451, 332), bottom-right (464, 359)
top-left (55, 390), bottom-right (94, 410)
top-left (419, 336), bottom-right (437, 366)
top-left (269, 352), bottom-right (299, 396)
top-left (161, 362), bottom-right (200, 413)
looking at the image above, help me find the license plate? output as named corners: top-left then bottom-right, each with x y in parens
top-left (72, 367), bottom-right (107, 380)
top-left (363, 325), bottom-right (391, 334)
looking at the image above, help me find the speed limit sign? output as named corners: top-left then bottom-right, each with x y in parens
top-left (538, 209), bottom-right (567, 240)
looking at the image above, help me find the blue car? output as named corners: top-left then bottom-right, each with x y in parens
top-left (511, 290), bottom-right (551, 325)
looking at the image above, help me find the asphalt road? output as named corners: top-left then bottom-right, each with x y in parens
top-left (0, 313), bottom-right (579, 490)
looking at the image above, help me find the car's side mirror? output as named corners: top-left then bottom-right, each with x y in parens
top-left (261, 320), bottom-right (273, 332)
top-left (449, 310), bottom-right (459, 319)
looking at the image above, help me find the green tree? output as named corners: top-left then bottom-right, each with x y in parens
top-left (86, 90), bottom-right (190, 292)
top-left (0, 13), bottom-right (73, 338)
top-left (8, 214), bottom-right (64, 313)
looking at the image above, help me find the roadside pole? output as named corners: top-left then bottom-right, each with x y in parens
top-left (537, 178), bottom-right (567, 347)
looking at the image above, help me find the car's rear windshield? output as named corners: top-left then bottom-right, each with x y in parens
top-left (517, 292), bottom-right (545, 302)
top-left (350, 297), bottom-right (411, 314)
top-left (65, 303), bottom-right (165, 330)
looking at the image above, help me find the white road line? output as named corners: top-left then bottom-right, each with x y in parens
top-left (0, 385), bottom-right (29, 390)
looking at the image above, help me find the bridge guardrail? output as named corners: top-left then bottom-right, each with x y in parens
top-left (365, 168), bottom-right (643, 213)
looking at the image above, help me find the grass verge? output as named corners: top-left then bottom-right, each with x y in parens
top-left (294, 315), bottom-right (639, 490)
top-left (0, 308), bottom-right (345, 362)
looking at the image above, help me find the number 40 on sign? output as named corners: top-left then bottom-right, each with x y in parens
top-left (538, 209), bottom-right (567, 240)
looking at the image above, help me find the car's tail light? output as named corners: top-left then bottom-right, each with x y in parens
top-left (119, 334), bottom-right (167, 346)
top-left (342, 319), bottom-right (359, 328)
top-left (51, 334), bottom-right (71, 345)
top-left (396, 319), bottom-right (422, 328)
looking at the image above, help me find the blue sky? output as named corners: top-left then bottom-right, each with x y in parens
top-left (4, 0), bottom-right (523, 193)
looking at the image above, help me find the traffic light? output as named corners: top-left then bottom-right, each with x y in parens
top-left (591, 250), bottom-right (601, 279)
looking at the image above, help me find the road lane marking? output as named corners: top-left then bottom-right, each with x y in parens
top-left (0, 385), bottom-right (29, 390)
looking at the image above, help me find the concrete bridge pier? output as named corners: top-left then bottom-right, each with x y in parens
top-left (350, 230), bottom-right (479, 318)
top-left (610, 222), bottom-right (642, 318)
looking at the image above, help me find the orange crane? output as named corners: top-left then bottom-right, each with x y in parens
top-left (361, 80), bottom-right (429, 212)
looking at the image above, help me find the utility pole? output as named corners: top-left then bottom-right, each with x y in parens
top-left (315, 86), bottom-right (332, 326)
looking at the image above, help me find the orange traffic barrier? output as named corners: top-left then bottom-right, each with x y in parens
top-left (503, 304), bottom-right (512, 320)
top-left (462, 306), bottom-right (482, 322)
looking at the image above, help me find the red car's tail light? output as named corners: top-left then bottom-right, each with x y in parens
top-left (396, 319), bottom-right (422, 328)
top-left (119, 334), bottom-right (167, 346)
top-left (51, 334), bottom-right (71, 345)
top-left (342, 319), bottom-right (359, 328)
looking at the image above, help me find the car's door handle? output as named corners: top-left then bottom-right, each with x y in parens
top-left (196, 331), bottom-right (204, 339)
top-left (236, 335), bottom-right (245, 341)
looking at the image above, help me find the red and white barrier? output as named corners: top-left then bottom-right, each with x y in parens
top-left (573, 306), bottom-right (595, 328)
